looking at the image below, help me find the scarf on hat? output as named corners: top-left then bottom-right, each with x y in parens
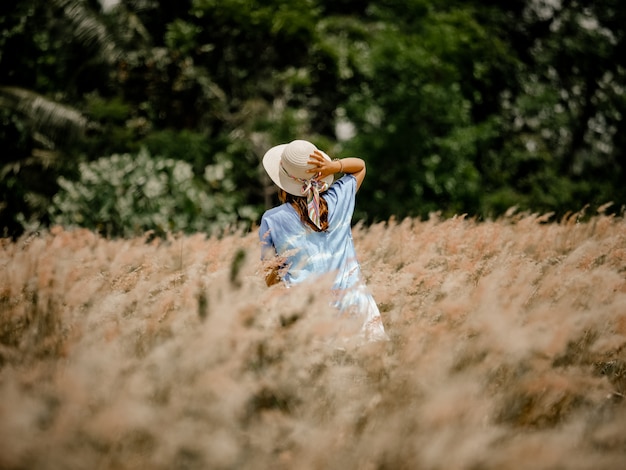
top-left (280, 163), bottom-right (329, 230)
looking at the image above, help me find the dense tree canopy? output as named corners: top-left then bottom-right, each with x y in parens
top-left (1, 0), bottom-right (625, 237)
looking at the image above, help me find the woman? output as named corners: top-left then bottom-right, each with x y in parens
top-left (259, 139), bottom-right (387, 342)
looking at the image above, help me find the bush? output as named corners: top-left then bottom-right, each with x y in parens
top-left (49, 148), bottom-right (256, 237)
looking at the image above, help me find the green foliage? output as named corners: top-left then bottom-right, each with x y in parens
top-left (86, 94), bottom-right (131, 123)
top-left (2, 0), bottom-right (626, 237)
top-left (50, 148), bottom-right (256, 237)
top-left (342, 15), bottom-right (494, 220)
top-left (165, 19), bottom-right (202, 55)
top-left (191, 0), bottom-right (319, 37)
top-left (140, 129), bottom-right (211, 174)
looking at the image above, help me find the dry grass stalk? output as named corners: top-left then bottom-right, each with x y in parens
top-left (1, 212), bottom-right (625, 469)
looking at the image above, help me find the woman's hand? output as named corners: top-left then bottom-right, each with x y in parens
top-left (306, 151), bottom-right (366, 191)
top-left (262, 256), bottom-right (287, 287)
top-left (264, 266), bottom-right (282, 287)
top-left (306, 150), bottom-right (341, 180)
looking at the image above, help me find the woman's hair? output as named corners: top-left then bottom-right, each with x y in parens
top-left (280, 191), bottom-right (329, 232)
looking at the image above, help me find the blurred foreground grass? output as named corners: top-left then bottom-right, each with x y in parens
top-left (1, 210), bottom-right (625, 469)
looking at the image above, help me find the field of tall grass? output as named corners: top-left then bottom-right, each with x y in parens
top-left (1, 208), bottom-right (625, 470)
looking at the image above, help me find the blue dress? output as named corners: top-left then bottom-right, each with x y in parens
top-left (259, 175), bottom-right (387, 341)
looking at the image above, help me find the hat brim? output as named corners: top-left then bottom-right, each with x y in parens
top-left (262, 143), bottom-right (334, 197)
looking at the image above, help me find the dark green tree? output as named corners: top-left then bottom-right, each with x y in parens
top-left (2, 0), bottom-right (626, 238)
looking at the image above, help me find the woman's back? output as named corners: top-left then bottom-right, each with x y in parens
top-left (260, 175), bottom-right (361, 288)
top-left (259, 139), bottom-right (387, 341)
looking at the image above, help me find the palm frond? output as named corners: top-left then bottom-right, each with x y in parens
top-left (51, 0), bottom-right (122, 64)
top-left (109, 1), bottom-right (152, 47)
top-left (0, 86), bottom-right (91, 146)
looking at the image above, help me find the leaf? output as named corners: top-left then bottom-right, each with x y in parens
top-left (51, 0), bottom-right (122, 64)
top-left (0, 86), bottom-right (92, 145)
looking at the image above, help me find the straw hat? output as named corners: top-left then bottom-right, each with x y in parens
top-left (262, 140), bottom-right (334, 197)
